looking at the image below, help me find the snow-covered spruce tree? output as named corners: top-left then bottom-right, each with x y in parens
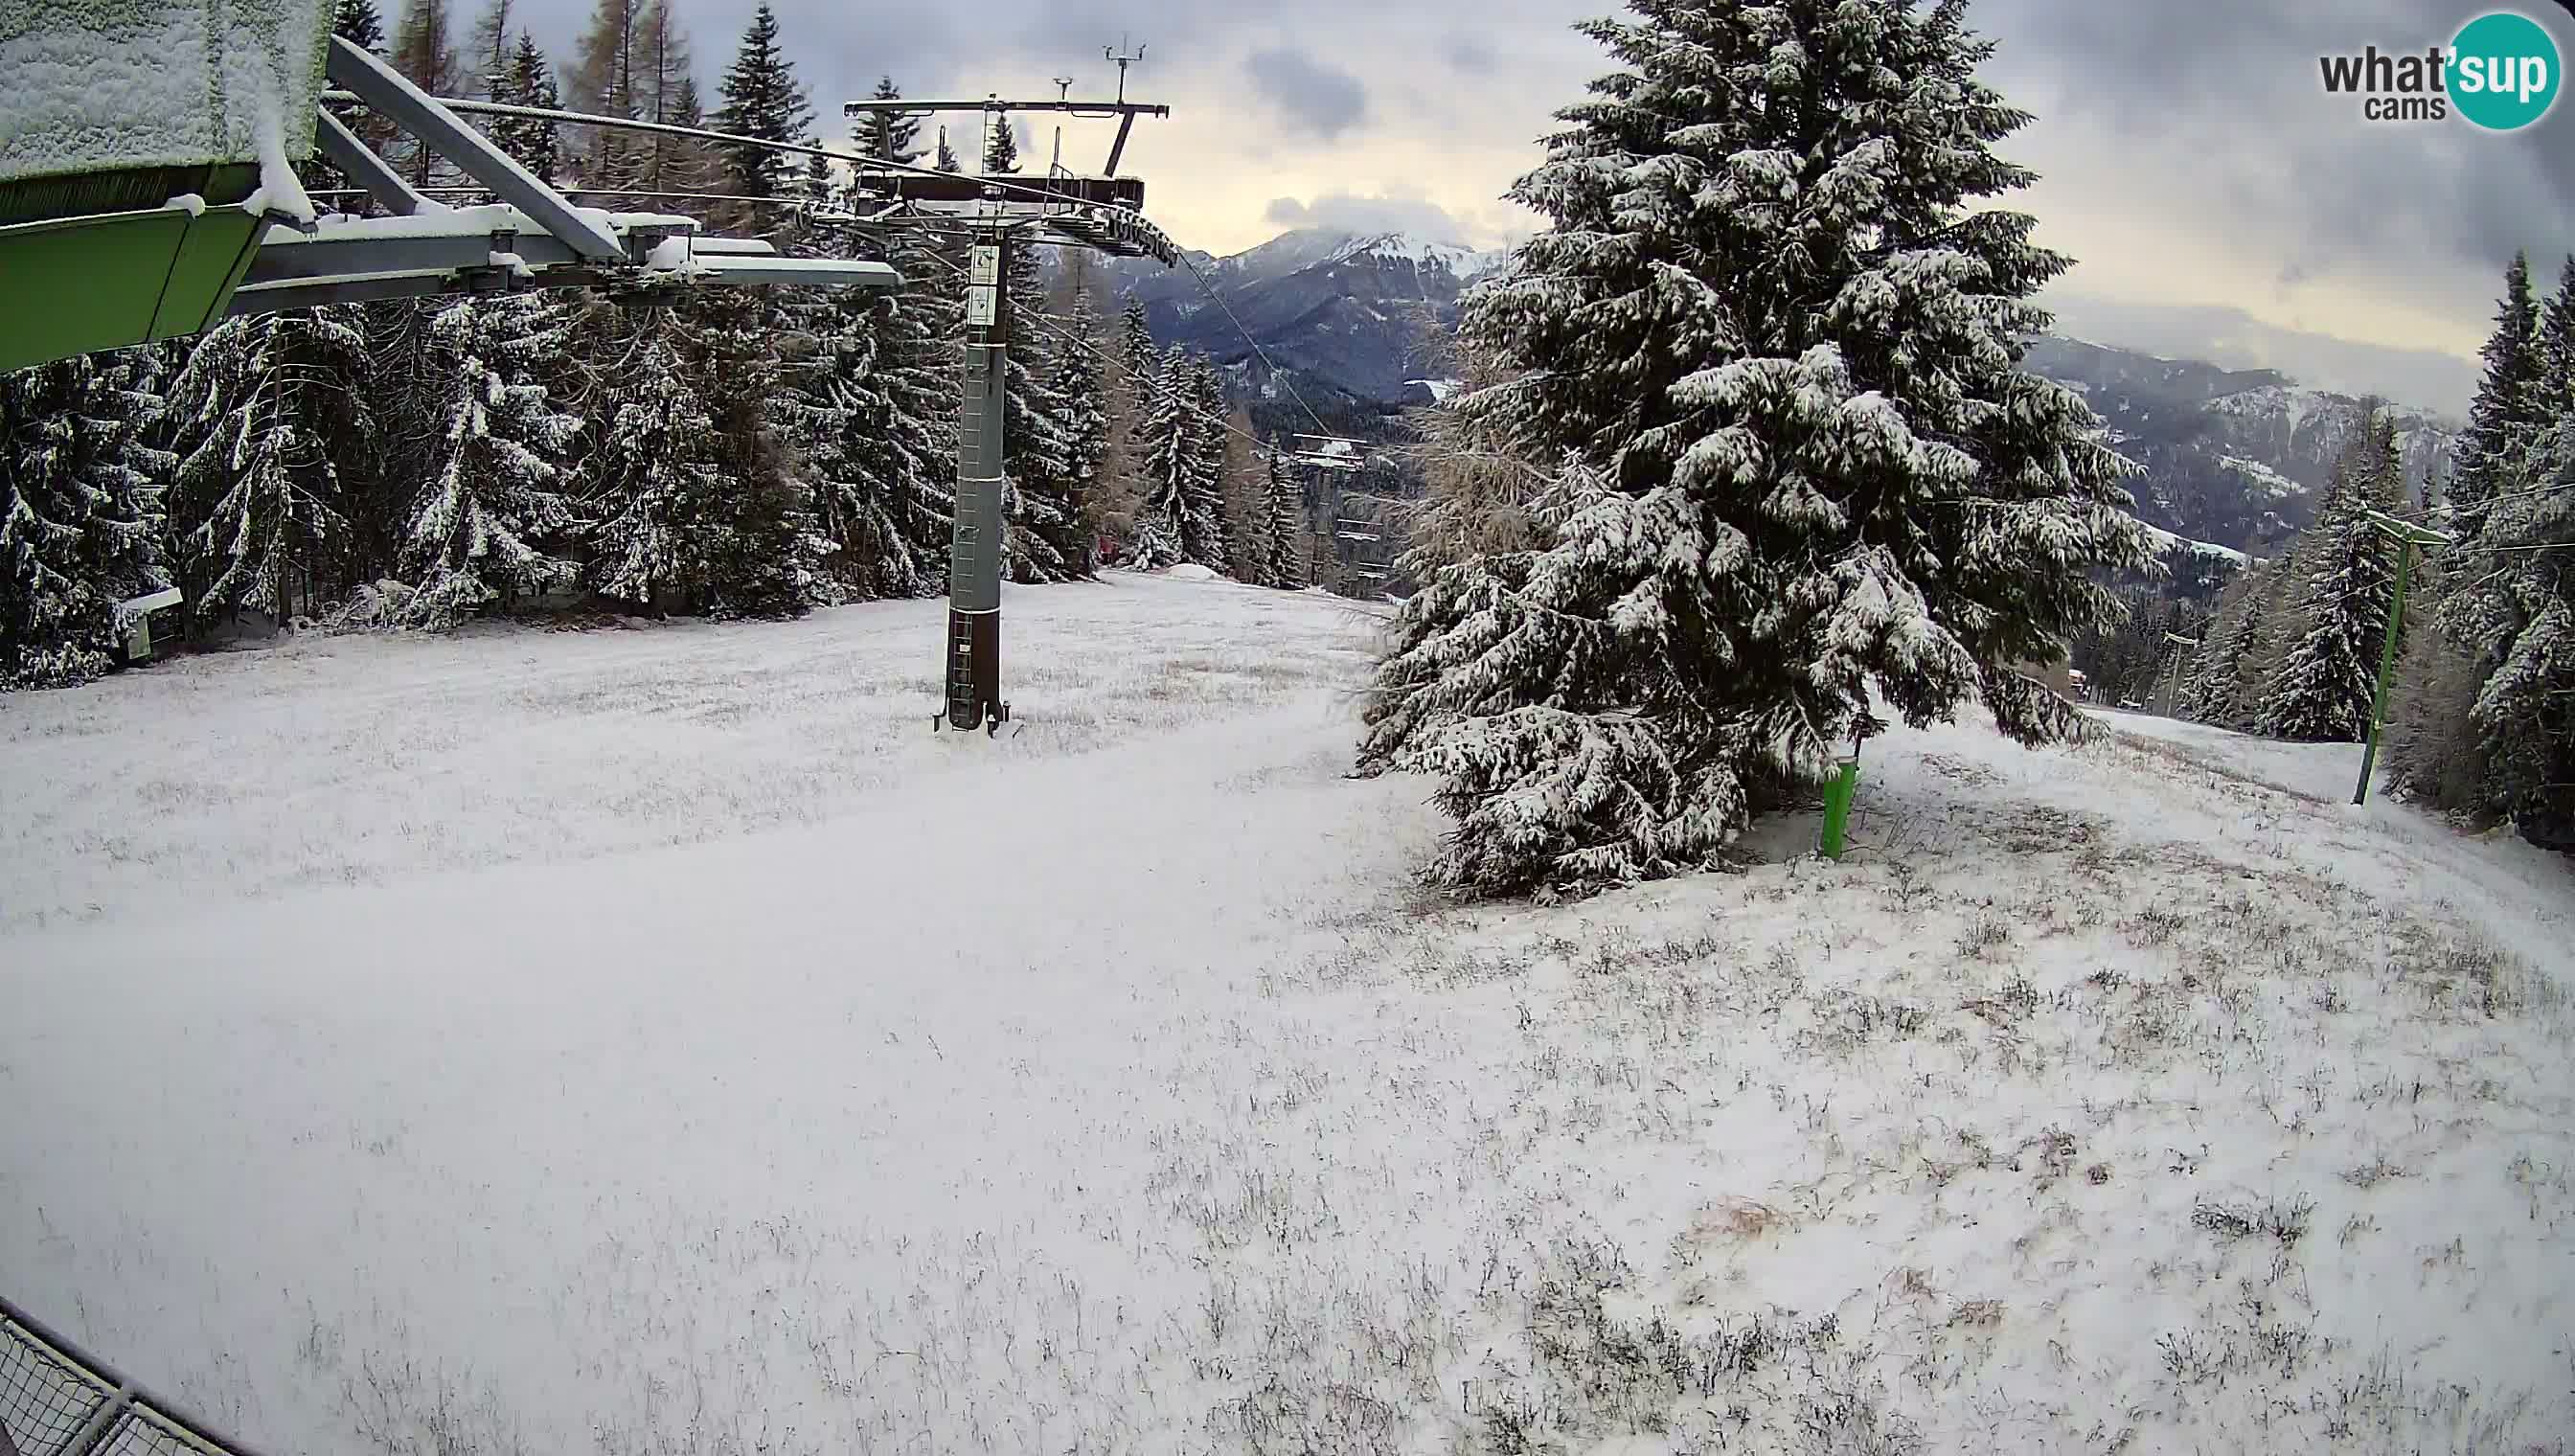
top-left (761, 204), bottom-right (903, 600)
top-left (1265, 446), bottom-right (1307, 587)
top-left (2376, 254), bottom-right (2561, 830)
top-left (980, 112), bottom-right (1020, 175)
top-left (2258, 410), bottom-right (2403, 741)
top-left (1355, 0), bottom-right (2152, 897)
top-left (857, 225), bottom-right (962, 591)
top-left (490, 31), bottom-right (562, 179)
top-left (2465, 483), bottom-right (2575, 845)
top-left (2182, 557), bottom-right (2265, 723)
top-left (333, 0), bottom-right (384, 51)
top-left (787, 315), bottom-right (923, 599)
top-left (1126, 345), bottom-right (1196, 570)
top-left (2384, 257), bottom-right (2559, 816)
top-left (1048, 287), bottom-right (1113, 569)
top-left (169, 310), bottom-right (372, 628)
top-left (0, 351), bottom-right (173, 688)
top-left (398, 294), bottom-right (582, 626)
top-left (2381, 543), bottom-right (2495, 814)
top-left (999, 247), bottom-right (1087, 583)
top-left (713, 3), bottom-right (810, 206)
top-left (582, 312), bottom-right (721, 611)
top-left (2534, 254), bottom-right (2575, 421)
top-left (2455, 260), bottom-right (2575, 845)
top-left (856, 76), bottom-right (923, 164)
top-left (2447, 252), bottom-right (2544, 546)
top-left (687, 286), bottom-right (832, 619)
top-left (1177, 353), bottom-right (1230, 568)
top-left (1115, 298), bottom-right (1156, 393)
top-left (1219, 405), bottom-right (1274, 582)
top-left (933, 126), bottom-right (962, 172)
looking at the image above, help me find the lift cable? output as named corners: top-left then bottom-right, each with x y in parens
top-left (1170, 248), bottom-right (1336, 439)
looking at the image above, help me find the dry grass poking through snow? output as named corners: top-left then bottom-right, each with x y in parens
top-left (4, 582), bottom-right (2570, 1455)
top-left (1185, 718), bottom-right (2575, 1453)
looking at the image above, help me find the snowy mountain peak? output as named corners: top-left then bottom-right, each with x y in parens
top-left (1326, 232), bottom-right (1505, 280)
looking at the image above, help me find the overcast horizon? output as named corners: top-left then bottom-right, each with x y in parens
top-left (491, 0), bottom-right (2575, 415)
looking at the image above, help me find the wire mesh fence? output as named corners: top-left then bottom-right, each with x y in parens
top-left (1, 1296), bottom-right (261, 1456)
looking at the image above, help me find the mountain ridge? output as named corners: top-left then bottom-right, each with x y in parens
top-left (1074, 227), bottom-right (2461, 576)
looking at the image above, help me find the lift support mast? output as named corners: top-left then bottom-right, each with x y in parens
top-left (843, 67), bottom-right (1176, 736)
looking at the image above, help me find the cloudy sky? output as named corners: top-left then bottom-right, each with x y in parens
top-left (508, 0), bottom-right (2575, 412)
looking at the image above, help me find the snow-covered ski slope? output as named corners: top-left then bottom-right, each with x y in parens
top-left (4, 574), bottom-right (2570, 1454)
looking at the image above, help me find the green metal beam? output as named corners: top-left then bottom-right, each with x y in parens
top-left (0, 202), bottom-right (263, 373)
top-left (2352, 512), bottom-right (2453, 807)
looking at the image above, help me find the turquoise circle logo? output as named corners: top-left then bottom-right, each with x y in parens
top-left (2449, 11), bottom-right (2562, 130)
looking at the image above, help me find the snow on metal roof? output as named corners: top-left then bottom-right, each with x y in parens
top-left (0, 0), bottom-right (330, 184)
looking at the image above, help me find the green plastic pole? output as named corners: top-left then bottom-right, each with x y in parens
top-left (1820, 757), bottom-right (1860, 859)
top-left (2354, 538), bottom-right (2414, 807)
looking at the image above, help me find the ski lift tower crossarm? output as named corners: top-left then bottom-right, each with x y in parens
top-left (840, 59), bottom-right (1174, 736)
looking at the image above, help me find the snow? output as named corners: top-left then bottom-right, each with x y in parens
top-left (1162, 561), bottom-right (1219, 580)
top-left (245, 99), bottom-right (315, 224)
top-left (2211, 384), bottom-right (2340, 443)
top-left (4, 580), bottom-right (2571, 1453)
top-left (1403, 376), bottom-right (1466, 402)
top-left (2139, 521), bottom-right (2252, 564)
top-left (0, 0), bottom-right (329, 189)
top-left (2222, 453), bottom-right (2303, 500)
top-left (1325, 231), bottom-right (1505, 280)
top-left (0, 4), bottom-right (212, 181)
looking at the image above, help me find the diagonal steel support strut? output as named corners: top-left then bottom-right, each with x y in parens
top-left (324, 35), bottom-right (624, 261)
top-left (313, 109), bottom-right (444, 217)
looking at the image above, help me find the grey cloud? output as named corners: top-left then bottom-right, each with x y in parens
top-left (1265, 192), bottom-right (1468, 241)
top-left (2043, 290), bottom-right (2481, 415)
top-left (1971, 0), bottom-right (2575, 340)
top-left (506, 0), bottom-right (1252, 134)
top-left (1242, 46), bottom-right (1368, 140)
top-left (497, 0), bottom-right (2560, 366)
top-left (1445, 33), bottom-right (1496, 74)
